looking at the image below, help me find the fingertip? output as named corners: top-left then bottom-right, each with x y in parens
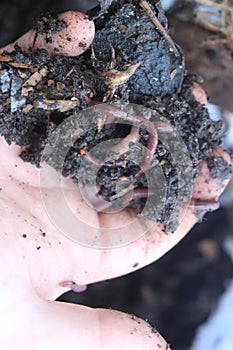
top-left (38, 11), bottom-right (95, 57)
top-left (193, 147), bottom-right (233, 202)
top-left (98, 308), bottom-right (169, 350)
top-left (192, 82), bottom-right (208, 106)
top-left (0, 11), bottom-right (95, 57)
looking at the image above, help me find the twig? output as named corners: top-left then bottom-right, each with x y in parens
top-left (138, 0), bottom-right (179, 57)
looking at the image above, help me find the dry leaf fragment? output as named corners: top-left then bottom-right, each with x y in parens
top-left (22, 104), bottom-right (34, 114)
top-left (22, 67), bottom-right (48, 96)
top-left (99, 63), bottom-right (140, 101)
top-left (23, 68), bottom-right (48, 87)
top-left (9, 62), bottom-right (30, 69)
top-left (99, 63), bottom-right (140, 87)
top-left (34, 99), bottom-right (80, 112)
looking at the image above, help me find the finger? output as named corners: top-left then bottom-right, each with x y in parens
top-left (192, 82), bottom-right (208, 106)
top-left (193, 147), bottom-right (232, 202)
top-left (0, 11), bottom-right (95, 57)
top-left (2, 294), bottom-right (169, 350)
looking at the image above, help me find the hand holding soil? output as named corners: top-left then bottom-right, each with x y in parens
top-left (0, 4), bottom-right (232, 350)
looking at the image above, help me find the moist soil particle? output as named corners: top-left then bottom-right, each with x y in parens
top-left (34, 13), bottom-right (67, 36)
top-left (207, 156), bottom-right (233, 180)
top-left (0, 0), bottom-right (231, 232)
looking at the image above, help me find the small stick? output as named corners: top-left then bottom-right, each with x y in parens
top-left (138, 0), bottom-right (179, 57)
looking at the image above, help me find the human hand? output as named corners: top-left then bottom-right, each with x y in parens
top-left (0, 10), bottom-right (232, 350)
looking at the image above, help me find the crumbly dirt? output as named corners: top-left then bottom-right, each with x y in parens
top-left (207, 156), bottom-right (233, 180)
top-left (34, 13), bottom-right (67, 44)
top-left (0, 0), bottom-right (230, 232)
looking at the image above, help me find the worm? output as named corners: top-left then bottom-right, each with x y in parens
top-left (80, 149), bottom-right (105, 167)
top-left (59, 281), bottom-right (87, 293)
top-left (109, 126), bottom-right (140, 156)
top-left (92, 187), bottom-right (155, 212)
top-left (79, 104), bottom-right (176, 213)
top-left (188, 199), bottom-right (219, 212)
top-left (93, 104), bottom-right (158, 173)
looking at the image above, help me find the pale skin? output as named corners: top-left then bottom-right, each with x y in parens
top-left (0, 10), bottom-right (232, 350)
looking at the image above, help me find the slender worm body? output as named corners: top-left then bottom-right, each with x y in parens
top-left (79, 103), bottom-right (177, 212)
top-left (59, 281), bottom-right (87, 293)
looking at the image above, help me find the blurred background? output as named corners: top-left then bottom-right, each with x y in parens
top-left (1, 1), bottom-right (233, 349)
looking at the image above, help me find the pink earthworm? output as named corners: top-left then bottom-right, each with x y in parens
top-left (80, 149), bottom-right (127, 168)
top-left (92, 188), bottom-right (220, 215)
top-left (108, 125), bottom-right (140, 155)
top-left (79, 126), bottom-right (140, 167)
top-left (59, 281), bottom-right (87, 293)
top-left (188, 199), bottom-right (219, 212)
top-left (117, 188), bottom-right (155, 203)
top-left (80, 149), bottom-right (105, 167)
top-left (80, 103), bottom-right (175, 212)
top-left (118, 194), bottom-right (220, 214)
top-left (84, 96), bottom-right (101, 106)
top-left (81, 103), bottom-right (174, 175)
top-left (93, 104), bottom-right (158, 174)
top-left (91, 196), bottom-right (113, 212)
top-left (154, 121), bottom-right (174, 133)
top-left (93, 187), bottom-right (155, 212)
top-left (84, 96), bottom-right (121, 127)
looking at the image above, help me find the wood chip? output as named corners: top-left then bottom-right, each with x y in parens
top-left (22, 104), bottom-right (34, 114)
top-left (9, 62), bottom-right (30, 69)
top-left (0, 55), bottom-right (11, 62)
top-left (23, 68), bottom-right (48, 87)
top-left (0, 55), bottom-right (31, 68)
top-left (48, 79), bottom-right (54, 87)
top-left (22, 67), bottom-right (48, 96)
top-left (56, 82), bottom-right (65, 92)
top-left (34, 99), bottom-right (80, 112)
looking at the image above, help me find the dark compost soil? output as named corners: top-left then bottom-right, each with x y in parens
top-left (0, 0), bottom-right (229, 233)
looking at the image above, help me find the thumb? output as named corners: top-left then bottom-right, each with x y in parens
top-left (2, 291), bottom-right (169, 350)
